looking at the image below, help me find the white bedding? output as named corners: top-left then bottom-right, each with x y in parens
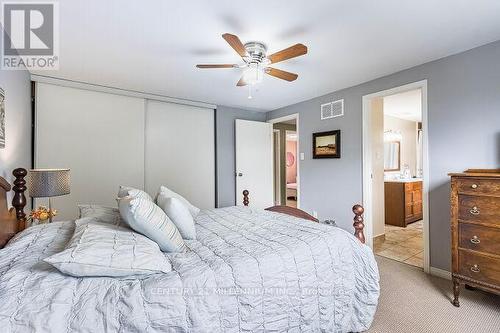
top-left (0, 206), bottom-right (379, 332)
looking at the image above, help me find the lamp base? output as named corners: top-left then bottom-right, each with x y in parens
top-left (48, 197), bottom-right (53, 223)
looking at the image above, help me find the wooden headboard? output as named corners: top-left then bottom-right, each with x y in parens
top-left (0, 168), bottom-right (28, 248)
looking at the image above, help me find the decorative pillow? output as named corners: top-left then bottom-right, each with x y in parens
top-left (157, 195), bottom-right (196, 239)
top-left (157, 185), bottom-right (200, 217)
top-left (117, 186), bottom-right (152, 201)
top-left (118, 196), bottom-right (187, 253)
top-left (78, 204), bottom-right (123, 226)
top-left (44, 219), bottom-right (172, 277)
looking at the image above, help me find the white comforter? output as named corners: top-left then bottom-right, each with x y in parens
top-left (0, 206), bottom-right (379, 332)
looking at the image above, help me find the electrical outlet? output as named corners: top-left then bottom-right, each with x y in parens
top-left (300, 152), bottom-right (305, 160)
top-left (312, 211), bottom-right (318, 218)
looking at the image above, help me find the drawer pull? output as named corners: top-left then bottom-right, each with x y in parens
top-left (470, 264), bottom-right (480, 273)
top-left (471, 184), bottom-right (478, 189)
top-left (470, 236), bottom-right (480, 244)
top-left (470, 206), bottom-right (480, 215)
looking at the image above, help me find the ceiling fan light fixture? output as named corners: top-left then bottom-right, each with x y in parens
top-left (242, 63), bottom-right (264, 85)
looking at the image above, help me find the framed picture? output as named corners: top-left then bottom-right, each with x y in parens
top-left (313, 130), bottom-right (340, 159)
top-left (0, 88), bottom-right (5, 148)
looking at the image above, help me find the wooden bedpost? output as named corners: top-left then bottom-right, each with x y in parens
top-left (242, 190), bottom-right (249, 206)
top-left (352, 204), bottom-right (365, 244)
top-left (12, 168), bottom-right (27, 231)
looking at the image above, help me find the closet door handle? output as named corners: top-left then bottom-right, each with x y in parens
top-left (237, 173), bottom-right (243, 177)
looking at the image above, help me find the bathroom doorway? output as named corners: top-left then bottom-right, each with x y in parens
top-left (268, 114), bottom-right (300, 208)
top-left (362, 81), bottom-right (430, 272)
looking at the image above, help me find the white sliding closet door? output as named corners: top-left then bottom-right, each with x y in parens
top-left (145, 101), bottom-right (215, 209)
top-left (36, 83), bottom-right (145, 220)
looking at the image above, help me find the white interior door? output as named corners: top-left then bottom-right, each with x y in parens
top-left (235, 119), bottom-right (273, 208)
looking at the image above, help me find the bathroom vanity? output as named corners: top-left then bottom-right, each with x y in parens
top-left (385, 179), bottom-right (423, 227)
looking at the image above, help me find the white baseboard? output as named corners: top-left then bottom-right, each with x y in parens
top-left (430, 266), bottom-right (451, 280)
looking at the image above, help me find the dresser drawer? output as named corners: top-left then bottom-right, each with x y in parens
top-left (459, 223), bottom-right (500, 254)
top-left (459, 250), bottom-right (500, 286)
top-left (458, 195), bottom-right (500, 226)
top-left (457, 178), bottom-right (500, 197)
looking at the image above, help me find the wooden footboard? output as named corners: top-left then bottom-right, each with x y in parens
top-left (242, 190), bottom-right (365, 244)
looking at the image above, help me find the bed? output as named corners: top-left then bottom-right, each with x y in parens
top-left (0, 169), bottom-right (379, 332)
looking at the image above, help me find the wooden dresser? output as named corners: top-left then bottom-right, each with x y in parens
top-left (385, 180), bottom-right (423, 227)
top-left (449, 169), bottom-right (500, 307)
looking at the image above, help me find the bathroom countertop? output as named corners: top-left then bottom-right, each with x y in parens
top-left (384, 178), bottom-right (423, 183)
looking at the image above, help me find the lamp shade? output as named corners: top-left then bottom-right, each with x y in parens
top-left (29, 169), bottom-right (71, 198)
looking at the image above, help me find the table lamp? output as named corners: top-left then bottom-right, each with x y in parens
top-left (28, 169), bottom-right (70, 222)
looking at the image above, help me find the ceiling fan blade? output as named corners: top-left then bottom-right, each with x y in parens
top-left (222, 33), bottom-right (248, 58)
top-left (265, 67), bottom-right (298, 81)
top-left (268, 43), bottom-right (307, 64)
top-left (196, 64), bottom-right (236, 68)
top-left (236, 76), bottom-right (247, 86)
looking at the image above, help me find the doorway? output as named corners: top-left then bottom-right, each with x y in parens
top-left (362, 80), bottom-right (430, 273)
top-left (268, 114), bottom-right (300, 208)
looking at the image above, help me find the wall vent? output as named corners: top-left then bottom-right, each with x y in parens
top-left (320, 99), bottom-right (344, 120)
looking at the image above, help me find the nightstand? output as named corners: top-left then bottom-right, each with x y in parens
top-left (0, 209), bottom-right (18, 249)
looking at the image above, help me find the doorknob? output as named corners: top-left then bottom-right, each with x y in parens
top-left (237, 172), bottom-right (243, 177)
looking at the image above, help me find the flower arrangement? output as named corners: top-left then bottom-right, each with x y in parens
top-left (28, 206), bottom-right (57, 223)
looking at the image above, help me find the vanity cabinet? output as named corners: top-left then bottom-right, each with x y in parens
top-left (384, 180), bottom-right (423, 227)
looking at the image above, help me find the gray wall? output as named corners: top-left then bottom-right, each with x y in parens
top-left (0, 45), bottom-right (31, 204)
top-left (216, 106), bottom-right (267, 207)
top-left (267, 40), bottom-right (500, 271)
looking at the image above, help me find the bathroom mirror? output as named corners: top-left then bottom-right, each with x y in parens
top-left (384, 141), bottom-right (401, 171)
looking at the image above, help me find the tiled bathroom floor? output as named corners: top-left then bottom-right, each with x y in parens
top-left (374, 221), bottom-right (423, 268)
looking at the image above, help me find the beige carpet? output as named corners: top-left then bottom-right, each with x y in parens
top-left (368, 256), bottom-right (500, 333)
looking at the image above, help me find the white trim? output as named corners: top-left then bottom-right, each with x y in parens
top-left (273, 129), bottom-right (281, 205)
top-left (362, 80), bottom-right (430, 273)
top-left (31, 74), bottom-right (217, 109)
top-left (430, 267), bottom-right (451, 280)
top-left (267, 113), bottom-right (301, 209)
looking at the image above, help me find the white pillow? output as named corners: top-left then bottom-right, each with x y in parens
top-left (78, 204), bottom-right (123, 226)
top-left (157, 185), bottom-right (200, 217)
top-left (118, 186), bottom-right (152, 201)
top-left (44, 219), bottom-right (172, 277)
top-left (118, 196), bottom-right (187, 253)
top-left (157, 195), bottom-right (196, 240)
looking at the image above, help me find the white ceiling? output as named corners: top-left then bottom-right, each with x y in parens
top-left (384, 89), bottom-right (422, 122)
top-left (31, 0), bottom-right (500, 111)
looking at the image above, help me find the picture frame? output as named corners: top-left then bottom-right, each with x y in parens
top-left (313, 130), bottom-right (341, 159)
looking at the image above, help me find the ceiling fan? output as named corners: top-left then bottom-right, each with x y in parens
top-left (196, 33), bottom-right (307, 97)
